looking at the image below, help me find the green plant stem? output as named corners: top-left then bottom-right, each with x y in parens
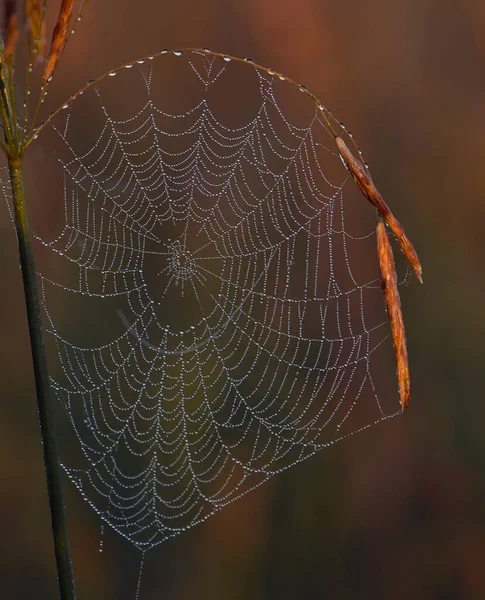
top-left (9, 158), bottom-right (77, 600)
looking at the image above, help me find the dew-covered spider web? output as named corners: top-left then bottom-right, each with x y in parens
top-left (3, 49), bottom-right (405, 551)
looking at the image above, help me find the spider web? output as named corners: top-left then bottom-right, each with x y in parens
top-left (7, 50), bottom-right (403, 551)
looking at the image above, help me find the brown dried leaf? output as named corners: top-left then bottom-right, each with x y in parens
top-left (4, 11), bottom-right (19, 60)
top-left (336, 136), bottom-right (423, 284)
top-left (376, 219), bottom-right (410, 410)
top-left (43, 0), bottom-right (74, 83)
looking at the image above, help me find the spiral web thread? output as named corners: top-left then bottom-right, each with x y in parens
top-left (2, 50), bottom-right (403, 551)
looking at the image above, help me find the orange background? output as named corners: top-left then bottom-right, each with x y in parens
top-left (1, 0), bottom-right (484, 598)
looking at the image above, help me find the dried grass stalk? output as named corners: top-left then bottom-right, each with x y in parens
top-left (25, 0), bottom-right (45, 55)
top-left (336, 136), bottom-right (423, 284)
top-left (43, 0), bottom-right (74, 83)
top-left (376, 218), bottom-right (410, 410)
top-left (4, 2), bottom-right (19, 60)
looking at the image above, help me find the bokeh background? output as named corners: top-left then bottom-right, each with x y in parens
top-left (1, 0), bottom-right (484, 598)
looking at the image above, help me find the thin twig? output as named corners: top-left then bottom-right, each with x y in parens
top-left (336, 135), bottom-right (423, 284)
top-left (9, 157), bottom-right (78, 600)
top-left (22, 0), bottom-right (47, 143)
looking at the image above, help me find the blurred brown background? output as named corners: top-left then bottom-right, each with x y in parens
top-left (1, 0), bottom-right (484, 598)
